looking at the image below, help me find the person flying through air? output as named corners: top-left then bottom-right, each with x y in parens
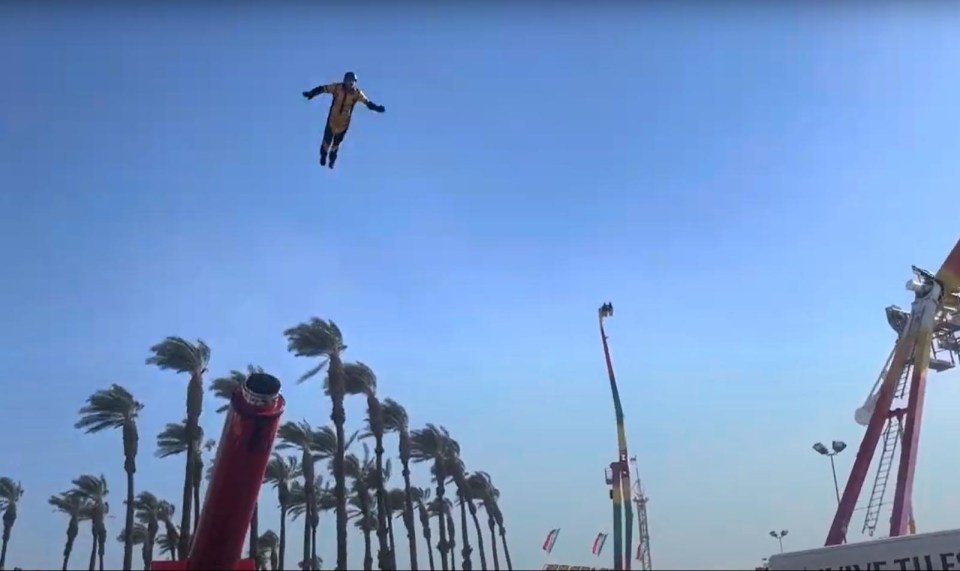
top-left (302, 71), bottom-right (385, 169)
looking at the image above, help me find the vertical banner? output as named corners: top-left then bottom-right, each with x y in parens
top-left (542, 528), bottom-right (561, 553)
top-left (592, 532), bottom-right (609, 556)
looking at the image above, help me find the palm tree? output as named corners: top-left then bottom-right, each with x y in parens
top-left (49, 491), bottom-right (90, 571)
top-left (442, 499), bottom-right (457, 571)
top-left (442, 457), bottom-right (479, 571)
top-left (156, 501), bottom-right (179, 560)
top-left (265, 454), bottom-right (301, 571)
top-left (210, 365), bottom-right (266, 559)
top-left (277, 422), bottom-right (337, 571)
top-left (133, 492), bottom-right (164, 570)
top-left (343, 362), bottom-right (391, 571)
top-left (381, 399), bottom-right (417, 571)
top-left (156, 534), bottom-right (177, 560)
top-left (71, 474), bottom-right (109, 571)
top-left (410, 425), bottom-right (460, 571)
top-left (344, 445), bottom-right (381, 571)
top-left (349, 492), bottom-right (377, 571)
top-left (196, 438), bottom-right (216, 528)
top-left (116, 524), bottom-right (149, 570)
top-left (75, 384), bottom-right (144, 571)
top-left (0, 477), bottom-right (24, 571)
top-left (477, 476), bottom-right (511, 571)
top-left (428, 498), bottom-right (456, 571)
top-left (413, 488), bottom-right (436, 571)
top-left (288, 478), bottom-right (333, 570)
top-left (467, 474), bottom-right (499, 571)
top-left (286, 481), bottom-right (309, 570)
top-left (283, 317), bottom-right (349, 571)
top-left (313, 485), bottom-right (335, 568)
top-left (154, 419), bottom-right (212, 537)
top-left (385, 488), bottom-right (406, 570)
top-left (257, 530), bottom-right (279, 571)
top-left (146, 335), bottom-right (211, 559)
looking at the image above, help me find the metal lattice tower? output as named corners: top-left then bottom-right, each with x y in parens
top-left (629, 457), bottom-right (652, 571)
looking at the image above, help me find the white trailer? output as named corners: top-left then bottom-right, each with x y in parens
top-left (767, 529), bottom-right (960, 571)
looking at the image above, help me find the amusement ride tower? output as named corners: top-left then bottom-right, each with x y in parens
top-left (598, 302), bottom-right (634, 570)
top-left (825, 238), bottom-right (960, 545)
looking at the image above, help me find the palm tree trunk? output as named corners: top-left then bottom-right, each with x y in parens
top-left (0, 535), bottom-right (9, 571)
top-left (144, 539), bottom-right (154, 571)
top-left (418, 507), bottom-right (435, 571)
top-left (278, 506), bottom-right (287, 571)
top-left (180, 373), bottom-right (204, 559)
top-left (372, 427), bottom-right (390, 571)
top-left (457, 494), bottom-right (472, 571)
top-left (62, 523), bottom-right (78, 571)
top-left (178, 455), bottom-right (193, 560)
top-left (386, 514), bottom-right (397, 570)
top-left (401, 456), bottom-right (418, 571)
top-left (435, 470), bottom-right (449, 571)
top-left (362, 527), bottom-right (373, 571)
top-left (123, 467), bottom-right (136, 571)
top-left (435, 508), bottom-right (447, 571)
top-left (486, 519), bottom-right (499, 571)
top-left (0, 510), bottom-right (14, 571)
top-left (88, 525), bottom-right (97, 571)
top-left (445, 508), bottom-right (456, 571)
top-left (249, 503), bottom-right (260, 560)
top-left (310, 520), bottom-right (318, 571)
top-left (302, 505), bottom-right (311, 571)
top-left (98, 528), bottom-right (106, 571)
top-left (467, 502), bottom-right (487, 571)
top-left (193, 478), bottom-right (201, 533)
top-left (328, 353), bottom-right (349, 571)
top-left (301, 451), bottom-right (315, 570)
top-left (498, 528), bottom-right (512, 571)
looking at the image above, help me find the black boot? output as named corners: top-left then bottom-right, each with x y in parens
top-left (328, 151), bottom-right (338, 169)
top-left (320, 150), bottom-right (327, 166)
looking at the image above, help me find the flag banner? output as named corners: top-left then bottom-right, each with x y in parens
top-left (542, 528), bottom-right (561, 553)
top-left (636, 543), bottom-right (643, 560)
top-left (591, 532), bottom-right (608, 556)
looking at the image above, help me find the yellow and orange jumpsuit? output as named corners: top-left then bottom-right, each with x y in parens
top-left (304, 82), bottom-right (379, 161)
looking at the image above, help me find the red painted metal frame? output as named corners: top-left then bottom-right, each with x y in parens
top-left (825, 236), bottom-right (960, 546)
top-left (151, 374), bottom-right (285, 570)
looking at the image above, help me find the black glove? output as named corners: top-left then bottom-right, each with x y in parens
top-left (374, 104), bottom-right (385, 113)
top-left (302, 91), bottom-right (314, 100)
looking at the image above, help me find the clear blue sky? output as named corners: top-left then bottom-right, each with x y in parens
top-left (4, 4), bottom-right (960, 570)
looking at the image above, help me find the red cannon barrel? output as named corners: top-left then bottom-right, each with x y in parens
top-left (187, 372), bottom-right (285, 570)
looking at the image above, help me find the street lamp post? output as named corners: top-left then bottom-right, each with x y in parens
top-left (813, 440), bottom-right (847, 503)
top-left (769, 530), bottom-right (788, 553)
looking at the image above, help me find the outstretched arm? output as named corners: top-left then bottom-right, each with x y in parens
top-left (302, 83), bottom-right (338, 100)
top-left (357, 90), bottom-right (386, 113)
top-left (364, 101), bottom-right (386, 113)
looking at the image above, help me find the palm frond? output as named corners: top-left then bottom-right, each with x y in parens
top-left (146, 336), bottom-right (211, 375)
top-left (330, 360), bottom-right (377, 396)
top-left (155, 419), bottom-right (203, 458)
top-left (283, 317), bottom-right (345, 382)
top-left (70, 474), bottom-right (108, 504)
top-left (264, 453), bottom-right (301, 486)
top-left (74, 384), bottom-right (144, 433)
top-left (0, 477), bottom-right (24, 505)
top-left (381, 398), bottom-right (409, 434)
top-left (117, 523), bottom-right (148, 544)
